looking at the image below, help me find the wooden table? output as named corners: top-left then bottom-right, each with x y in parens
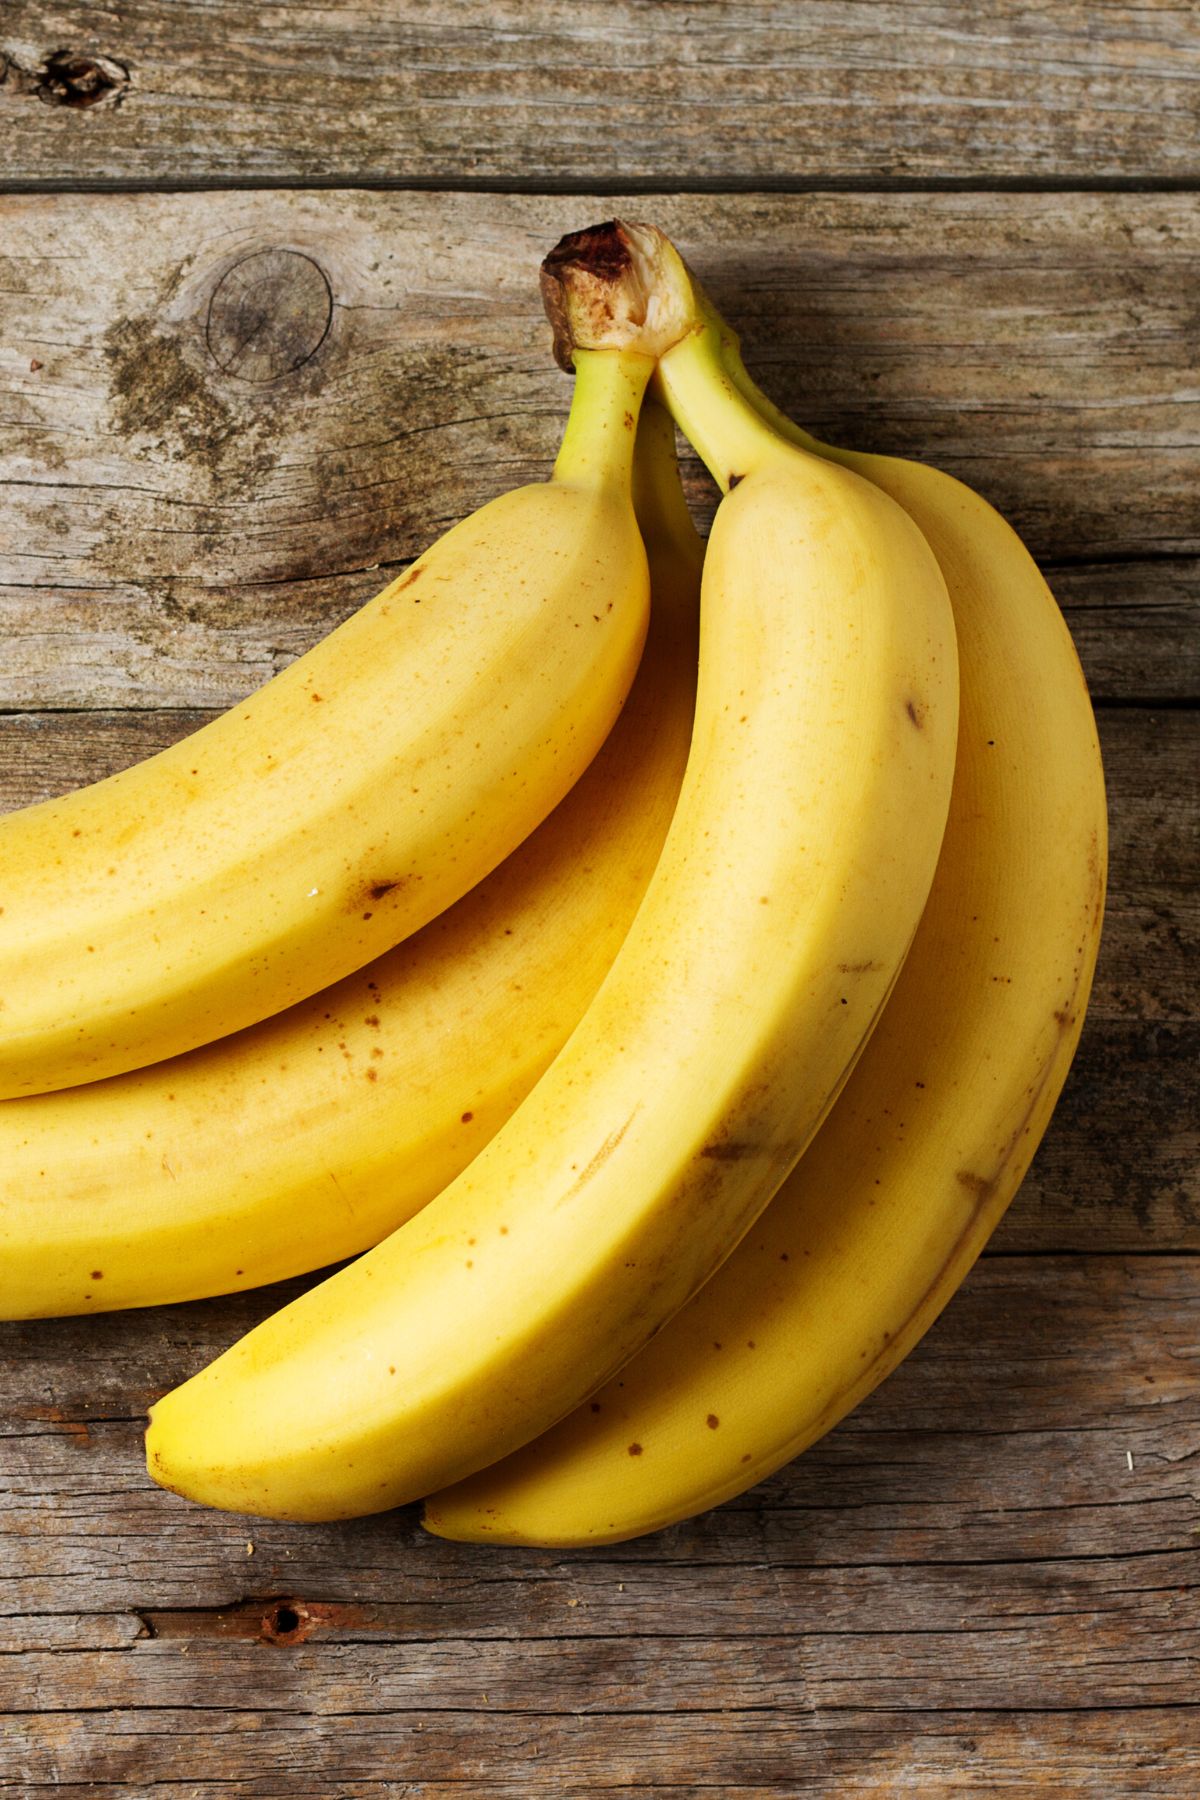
top-left (2, 6), bottom-right (1196, 1793)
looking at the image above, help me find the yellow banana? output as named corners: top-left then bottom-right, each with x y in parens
top-left (425, 297), bottom-right (1107, 1547)
top-left (144, 222), bottom-right (957, 1523)
top-left (0, 349), bottom-right (653, 1098)
top-left (0, 406), bottom-right (700, 1319)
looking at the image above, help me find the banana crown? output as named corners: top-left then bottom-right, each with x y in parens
top-left (541, 219), bottom-right (697, 370)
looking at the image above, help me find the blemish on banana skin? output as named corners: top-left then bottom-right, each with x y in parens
top-left (699, 1141), bottom-right (760, 1162)
top-left (355, 876), bottom-right (411, 919)
top-left (557, 1106), bottom-right (642, 1206)
top-left (905, 698), bottom-right (927, 729)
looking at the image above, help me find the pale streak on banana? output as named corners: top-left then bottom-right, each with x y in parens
top-left (0, 407), bottom-right (701, 1320)
top-left (0, 349), bottom-right (653, 1099)
top-left (143, 225), bottom-right (957, 1523)
top-left (424, 302), bottom-right (1107, 1548)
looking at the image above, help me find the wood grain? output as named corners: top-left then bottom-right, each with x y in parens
top-left (1, 189), bottom-right (1194, 1259)
top-left (1, 190), bottom-right (1195, 712)
top-left (2, 1260), bottom-right (1196, 1792)
top-left (0, 161), bottom-right (1196, 1793)
top-left (1, 1), bottom-right (1197, 188)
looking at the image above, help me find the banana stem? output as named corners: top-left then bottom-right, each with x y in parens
top-left (654, 325), bottom-right (790, 495)
top-left (631, 401), bottom-right (699, 553)
top-left (694, 286), bottom-right (862, 475)
top-left (552, 348), bottom-right (654, 493)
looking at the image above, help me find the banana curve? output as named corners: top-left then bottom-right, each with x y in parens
top-left (423, 328), bottom-right (1106, 1547)
top-left (0, 403), bottom-right (701, 1319)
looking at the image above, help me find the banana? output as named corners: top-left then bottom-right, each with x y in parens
top-left (0, 348), bottom-right (654, 1098)
top-left (144, 222), bottom-right (957, 1523)
top-left (424, 296), bottom-right (1107, 1548)
top-left (0, 406), bottom-right (700, 1319)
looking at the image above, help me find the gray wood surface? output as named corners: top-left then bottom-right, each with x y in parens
top-left (1, 9), bottom-right (1197, 1794)
top-left (3, 1260), bottom-right (1197, 1791)
top-left (1, 1), bottom-right (1198, 187)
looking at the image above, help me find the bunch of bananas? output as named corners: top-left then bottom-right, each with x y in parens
top-left (0, 222), bottom-right (1105, 1545)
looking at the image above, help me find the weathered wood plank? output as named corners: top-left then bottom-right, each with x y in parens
top-left (2, 708), bottom-right (1192, 1253)
top-left (0, 1261), bottom-right (1196, 1789)
top-left (1, 1), bottom-right (1197, 187)
top-left (3, 1711), bottom-right (1198, 1798)
top-left (0, 177), bottom-right (1196, 1794)
top-left (1, 192), bottom-right (1195, 714)
top-left (2, 1259), bottom-right (1195, 1595)
top-left (3, 559), bottom-right (1195, 716)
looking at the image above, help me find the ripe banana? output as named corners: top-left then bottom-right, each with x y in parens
top-left (425, 296), bottom-right (1107, 1547)
top-left (0, 348), bottom-right (653, 1098)
top-left (0, 406), bottom-right (700, 1319)
top-left (144, 222), bottom-right (957, 1523)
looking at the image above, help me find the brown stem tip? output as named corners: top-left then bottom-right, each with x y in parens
top-left (540, 220), bottom-right (697, 372)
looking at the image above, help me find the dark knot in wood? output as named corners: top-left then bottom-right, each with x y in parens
top-left (205, 249), bottom-right (333, 384)
top-left (33, 49), bottom-right (129, 108)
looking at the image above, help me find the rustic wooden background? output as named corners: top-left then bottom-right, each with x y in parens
top-left (1, 5), bottom-right (1197, 1794)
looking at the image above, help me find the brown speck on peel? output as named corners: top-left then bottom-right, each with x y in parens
top-left (627, 1442), bottom-right (643, 1456)
top-left (397, 565), bottom-right (424, 590)
top-left (590, 1401), bottom-right (602, 1413)
top-left (364, 1015), bottom-right (380, 1028)
top-left (706, 1414), bottom-right (720, 1429)
top-left (728, 472), bottom-right (744, 488)
top-left (957, 1170), bottom-right (993, 1197)
top-left (365, 1068), bottom-right (378, 1082)
top-left (90, 1269), bottom-right (103, 1281)
top-left (368, 880), bottom-right (402, 901)
top-left (700, 1139), bottom-right (756, 1161)
top-left (310, 692), bottom-right (323, 702)
top-left (461, 1110), bottom-right (474, 1123)
top-left (623, 409), bottom-right (635, 429)
top-left (906, 699), bottom-right (926, 729)
top-left (838, 960), bottom-right (881, 974)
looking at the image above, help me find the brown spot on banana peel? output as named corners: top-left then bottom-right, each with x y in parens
top-left (352, 878), bottom-right (409, 913)
top-left (905, 699), bottom-right (927, 729)
top-left (699, 1140), bottom-right (762, 1162)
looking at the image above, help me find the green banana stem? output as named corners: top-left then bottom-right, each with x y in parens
top-left (539, 219), bottom-right (796, 497)
top-left (693, 284), bottom-right (864, 475)
top-left (653, 323), bottom-right (790, 494)
top-left (631, 400), bottom-right (700, 555)
top-left (552, 347), bottom-right (654, 493)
